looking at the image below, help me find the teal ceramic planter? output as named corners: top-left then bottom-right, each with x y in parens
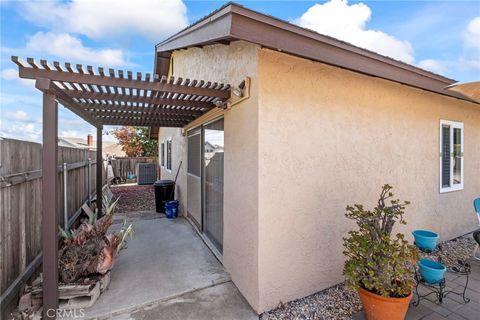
top-left (418, 259), bottom-right (446, 284)
top-left (412, 230), bottom-right (439, 252)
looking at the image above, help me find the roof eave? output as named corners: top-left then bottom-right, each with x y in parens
top-left (155, 2), bottom-right (477, 104)
top-left (156, 4), bottom-right (234, 52)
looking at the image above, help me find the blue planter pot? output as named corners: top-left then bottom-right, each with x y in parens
top-left (418, 259), bottom-right (447, 284)
top-left (412, 230), bottom-right (439, 252)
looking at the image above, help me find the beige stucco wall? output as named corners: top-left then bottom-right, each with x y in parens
top-left (158, 127), bottom-right (187, 214)
top-left (256, 48), bottom-right (480, 311)
top-left (158, 41), bottom-right (262, 311)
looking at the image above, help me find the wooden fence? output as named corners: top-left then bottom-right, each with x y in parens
top-left (110, 156), bottom-right (157, 183)
top-left (0, 138), bottom-right (98, 318)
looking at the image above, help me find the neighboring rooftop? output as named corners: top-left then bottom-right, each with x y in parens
top-left (58, 135), bottom-right (126, 157)
top-left (155, 2), bottom-right (476, 104)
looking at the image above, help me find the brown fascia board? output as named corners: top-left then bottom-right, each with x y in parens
top-left (156, 5), bottom-right (234, 52)
top-left (156, 2), bottom-right (477, 104)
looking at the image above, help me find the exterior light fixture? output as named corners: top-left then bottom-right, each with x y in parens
top-left (232, 80), bottom-right (246, 97)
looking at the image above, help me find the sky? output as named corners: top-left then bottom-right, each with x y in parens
top-left (0, 0), bottom-right (479, 143)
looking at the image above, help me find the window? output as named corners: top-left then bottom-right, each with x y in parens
top-left (440, 120), bottom-right (464, 193)
top-left (187, 130), bottom-right (201, 177)
top-left (160, 142), bottom-right (165, 167)
top-left (166, 139), bottom-right (172, 171)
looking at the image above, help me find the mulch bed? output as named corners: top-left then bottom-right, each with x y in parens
top-left (111, 185), bottom-right (155, 213)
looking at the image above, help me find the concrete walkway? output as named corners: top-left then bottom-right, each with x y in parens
top-left (81, 216), bottom-right (257, 320)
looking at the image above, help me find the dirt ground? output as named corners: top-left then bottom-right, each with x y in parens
top-left (111, 184), bottom-right (155, 213)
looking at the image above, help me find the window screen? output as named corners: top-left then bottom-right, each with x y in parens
top-left (161, 142), bottom-right (165, 167)
top-left (441, 124), bottom-right (451, 188)
top-left (188, 133), bottom-right (201, 177)
top-left (453, 128), bottom-right (462, 185)
top-left (166, 140), bottom-right (172, 170)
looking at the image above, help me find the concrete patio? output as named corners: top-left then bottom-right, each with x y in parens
top-left (79, 214), bottom-right (257, 320)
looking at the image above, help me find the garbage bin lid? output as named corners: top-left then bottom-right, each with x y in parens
top-left (154, 179), bottom-right (175, 186)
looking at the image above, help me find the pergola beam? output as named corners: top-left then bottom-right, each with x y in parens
top-left (15, 57), bottom-right (230, 99)
top-left (87, 106), bottom-right (204, 117)
top-left (35, 78), bottom-right (102, 128)
top-left (102, 119), bottom-right (187, 126)
top-left (91, 111), bottom-right (198, 122)
top-left (96, 119), bottom-right (194, 126)
top-left (67, 90), bottom-right (215, 109)
top-left (95, 113), bottom-right (192, 121)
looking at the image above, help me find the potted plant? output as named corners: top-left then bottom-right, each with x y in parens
top-left (343, 185), bottom-right (418, 320)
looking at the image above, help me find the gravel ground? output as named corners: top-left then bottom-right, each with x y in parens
top-left (260, 235), bottom-right (477, 320)
top-left (419, 235), bottom-right (476, 268)
top-left (111, 185), bottom-right (155, 213)
top-left (260, 283), bottom-right (361, 320)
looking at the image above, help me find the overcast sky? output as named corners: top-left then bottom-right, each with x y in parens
top-left (1, 0), bottom-right (479, 143)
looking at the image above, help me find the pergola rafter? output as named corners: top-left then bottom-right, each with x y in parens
top-left (11, 56), bottom-right (231, 319)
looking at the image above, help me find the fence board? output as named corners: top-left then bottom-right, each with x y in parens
top-left (0, 138), bottom-right (97, 317)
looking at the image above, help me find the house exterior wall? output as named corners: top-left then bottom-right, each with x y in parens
top-left (157, 42), bottom-right (480, 314)
top-left (256, 48), bottom-right (480, 312)
top-left (158, 41), bottom-right (262, 311)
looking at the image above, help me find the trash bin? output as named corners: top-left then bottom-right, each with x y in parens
top-left (153, 180), bottom-right (175, 213)
top-left (165, 200), bottom-right (179, 219)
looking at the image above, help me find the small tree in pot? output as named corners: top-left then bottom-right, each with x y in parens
top-left (343, 185), bottom-right (418, 320)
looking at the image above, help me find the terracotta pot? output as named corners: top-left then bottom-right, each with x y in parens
top-left (357, 287), bottom-right (412, 320)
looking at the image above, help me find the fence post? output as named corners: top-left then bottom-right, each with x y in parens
top-left (87, 158), bottom-right (91, 205)
top-left (63, 163), bottom-right (68, 230)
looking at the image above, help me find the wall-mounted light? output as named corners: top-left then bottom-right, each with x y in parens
top-left (214, 100), bottom-right (227, 109)
top-left (228, 77), bottom-right (250, 109)
top-left (213, 77), bottom-right (251, 110)
top-left (232, 80), bottom-right (246, 97)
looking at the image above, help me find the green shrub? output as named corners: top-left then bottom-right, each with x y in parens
top-left (343, 184), bottom-right (418, 298)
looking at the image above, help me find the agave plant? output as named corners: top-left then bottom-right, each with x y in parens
top-left (96, 219), bottom-right (134, 274)
top-left (117, 220), bottom-right (134, 254)
top-left (58, 195), bottom-right (134, 283)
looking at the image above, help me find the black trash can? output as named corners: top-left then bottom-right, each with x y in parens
top-left (153, 180), bottom-right (175, 213)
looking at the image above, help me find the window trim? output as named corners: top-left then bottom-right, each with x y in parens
top-left (166, 137), bottom-right (172, 173)
top-left (439, 120), bottom-right (464, 193)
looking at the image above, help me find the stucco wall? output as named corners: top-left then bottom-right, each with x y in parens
top-left (158, 128), bottom-right (187, 214)
top-left (158, 41), bottom-right (262, 311)
top-left (256, 48), bottom-right (480, 311)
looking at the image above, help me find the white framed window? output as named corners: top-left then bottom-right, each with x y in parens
top-left (166, 138), bottom-right (172, 171)
top-left (160, 142), bottom-right (165, 167)
top-left (440, 120), bottom-right (464, 193)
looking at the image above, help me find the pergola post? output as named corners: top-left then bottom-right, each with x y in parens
top-left (42, 92), bottom-right (59, 319)
top-left (96, 126), bottom-right (103, 216)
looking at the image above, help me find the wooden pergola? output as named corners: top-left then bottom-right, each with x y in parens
top-left (11, 56), bottom-right (230, 318)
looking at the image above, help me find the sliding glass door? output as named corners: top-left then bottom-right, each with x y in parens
top-left (203, 118), bottom-right (224, 253)
top-left (187, 118), bottom-right (224, 254)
